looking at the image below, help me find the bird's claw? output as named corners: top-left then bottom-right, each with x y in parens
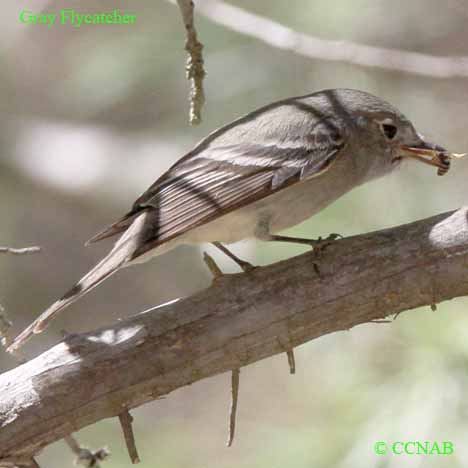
top-left (203, 252), bottom-right (256, 283)
top-left (309, 233), bottom-right (342, 277)
top-left (310, 233), bottom-right (342, 253)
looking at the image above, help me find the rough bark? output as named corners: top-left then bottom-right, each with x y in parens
top-left (1, 208), bottom-right (468, 464)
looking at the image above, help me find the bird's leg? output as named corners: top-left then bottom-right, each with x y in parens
top-left (268, 233), bottom-right (342, 253)
top-left (265, 231), bottom-right (342, 278)
top-left (255, 218), bottom-right (342, 254)
top-left (212, 242), bottom-right (256, 273)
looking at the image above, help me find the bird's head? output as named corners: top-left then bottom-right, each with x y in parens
top-left (361, 111), bottom-right (451, 177)
top-left (332, 89), bottom-right (455, 178)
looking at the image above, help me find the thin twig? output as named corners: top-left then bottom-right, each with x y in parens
top-left (176, 0), bottom-right (206, 125)
top-left (64, 435), bottom-right (81, 455)
top-left (227, 368), bottom-right (240, 447)
top-left (0, 246), bottom-right (41, 255)
top-left (118, 410), bottom-right (140, 464)
top-left (203, 252), bottom-right (223, 279)
top-left (286, 349), bottom-right (296, 374)
top-left (206, 246), bottom-right (242, 448)
top-left (0, 304), bottom-right (12, 348)
top-left (190, 0), bottom-right (468, 79)
top-left (0, 305), bottom-right (25, 362)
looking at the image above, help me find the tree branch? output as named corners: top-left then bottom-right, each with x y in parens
top-left (1, 208), bottom-right (468, 463)
top-left (190, 0), bottom-right (468, 79)
top-left (0, 247), bottom-right (41, 255)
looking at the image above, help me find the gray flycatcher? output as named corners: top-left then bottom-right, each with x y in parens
top-left (8, 88), bottom-right (455, 352)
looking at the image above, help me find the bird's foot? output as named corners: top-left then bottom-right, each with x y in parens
top-left (309, 233), bottom-right (342, 255)
top-left (309, 234), bottom-right (342, 277)
top-left (268, 233), bottom-right (342, 278)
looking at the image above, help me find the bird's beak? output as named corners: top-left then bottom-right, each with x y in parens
top-left (397, 140), bottom-right (451, 175)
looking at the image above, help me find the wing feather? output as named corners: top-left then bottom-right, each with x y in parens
top-left (87, 111), bottom-right (346, 257)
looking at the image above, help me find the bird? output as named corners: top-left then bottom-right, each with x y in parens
top-left (7, 88), bottom-right (453, 352)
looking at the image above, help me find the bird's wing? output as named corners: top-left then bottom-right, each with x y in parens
top-left (7, 110), bottom-right (346, 353)
top-left (127, 118), bottom-right (346, 258)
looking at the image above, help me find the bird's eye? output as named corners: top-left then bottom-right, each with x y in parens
top-left (381, 123), bottom-right (398, 140)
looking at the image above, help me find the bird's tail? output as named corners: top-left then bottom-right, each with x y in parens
top-left (6, 253), bottom-right (124, 353)
top-left (5, 212), bottom-right (151, 353)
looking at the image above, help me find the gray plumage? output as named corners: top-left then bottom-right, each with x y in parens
top-left (8, 88), bottom-right (448, 351)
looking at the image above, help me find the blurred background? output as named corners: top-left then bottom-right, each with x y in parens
top-left (2, 0), bottom-right (468, 467)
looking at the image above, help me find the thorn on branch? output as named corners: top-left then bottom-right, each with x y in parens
top-left (392, 309), bottom-right (408, 321)
top-left (203, 252), bottom-right (223, 279)
top-left (227, 368), bottom-right (240, 447)
top-left (0, 304), bottom-right (12, 348)
top-left (286, 349), bottom-right (296, 374)
top-left (0, 246), bottom-right (41, 255)
top-left (118, 409), bottom-right (141, 464)
top-left (64, 435), bottom-right (110, 468)
top-left (276, 337), bottom-right (296, 375)
top-left (0, 305), bottom-right (25, 362)
top-left (65, 435), bottom-right (81, 455)
top-left (176, 0), bottom-right (206, 125)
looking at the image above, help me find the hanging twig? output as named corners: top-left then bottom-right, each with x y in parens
top-left (286, 349), bottom-right (296, 374)
top-left (176, 0), bottom-right (206, 125)
top-left (118, 410), bottom-right (140, 464)
top-left (227, 368), bottom-right (240, 447)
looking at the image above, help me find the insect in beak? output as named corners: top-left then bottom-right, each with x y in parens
top-left (395, 142), bottom-right (465, 176)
